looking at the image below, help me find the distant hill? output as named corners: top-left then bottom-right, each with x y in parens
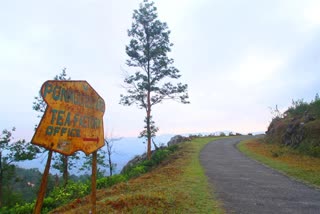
top-left (17, 131), bottom-right (264, 176)
top-left (5, 167), bottom-right (43, 204)
top-left (17, 135), bottom-right (174, 175)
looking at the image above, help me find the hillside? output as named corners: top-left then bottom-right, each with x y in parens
top-left (50, 137), bottom-right (223, 213)
top-left (266, 96), bottom-right (320, 157)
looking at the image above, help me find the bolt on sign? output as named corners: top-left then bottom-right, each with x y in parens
top-left (32, 80), bottom-right (105, 155)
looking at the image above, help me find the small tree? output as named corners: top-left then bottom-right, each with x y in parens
top-left (0, 128), bottom-right (39, 206)
top-left (51, 153), bottom-right (80, 187)
top-left (80, 150), bottom-right (108, 178)
top-left (79, 137), bottom-right (117, 177)
top-left (314, 93), bottom-right (320, 102)
top-left (269, 105), bottom-right (283, 119)
top-left (105, 138), bottom-right (117, 176)
top-left (120, 0), bottom-right (189, 159)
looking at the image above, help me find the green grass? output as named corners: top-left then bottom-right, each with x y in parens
top-left (177, 137), bottom-right (224, 213)
top-left (237, 139), bottom-right (320, 187)
top-left (51, 137), bottom-right (224, 213)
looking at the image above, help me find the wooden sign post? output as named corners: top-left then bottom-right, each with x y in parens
top-left (32, 80), bottom-right (105, 214)
top-left (91, 151), bottom-right (97, 214)
top-left (33, 150), bottom-right (53, 214)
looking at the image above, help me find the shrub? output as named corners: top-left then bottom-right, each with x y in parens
top-left (44, 181), bottom-right (89, 210)
top-left (42, 197), bottom-right (56, 211)
top-left (12, 202), bottom-right (34, 214)
top-left (296, 140), bottom-right (320, 157)
top-left (97, 174), bottom-right (127, 189)
top-left (126, 165), bottom-right (147, 178)
top-left (122, 146), bottom-right (180, 179)
top-left (219, 132), bottom-right (226, 137)
top-left (152, 149), bottom-right (170, 164)
top-left (286, 99), bottom-right (309, 117)
top-left (310, 99), bottom-right (320, 118)
top-left (167, 144), bottom-right (179, 152)
top-left (141, 159), bottom-right (155, 169)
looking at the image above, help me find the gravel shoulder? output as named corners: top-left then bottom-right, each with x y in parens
top-left (200, 136), bottom-right (320, 214)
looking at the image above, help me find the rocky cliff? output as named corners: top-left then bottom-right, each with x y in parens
top-left (265, 98), bottom-right (320, 157)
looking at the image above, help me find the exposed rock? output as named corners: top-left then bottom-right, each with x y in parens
top-left (120, 152), bottom-right (148, 174)
top-left (304, 113), bottom-right (316, 123)
top-left (282, 120), bottom-right (305, 147)
top-left (167, 135), bottom-right (191, 146)
top-left (266, 99), bottom-right (320, 157)
top-left (266, 117), bottom-right (282, 135)
top-left (266, 116), bottom-right (306, 148)
top-left (121, 135), bottom-right (191, 173)
top-left (121, 143), bottom-right (167, 174)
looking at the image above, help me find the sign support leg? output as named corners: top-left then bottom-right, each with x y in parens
top-left (91, 151), bottom-right (97, 214)
top-left (33, 150), bottom-right (53, 214)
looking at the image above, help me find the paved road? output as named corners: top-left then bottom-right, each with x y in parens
top-left (200, 136), bottom-right (320, 214)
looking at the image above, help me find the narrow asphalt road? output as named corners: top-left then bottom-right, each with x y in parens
top-left (200, 136), bottom-right (320, 214)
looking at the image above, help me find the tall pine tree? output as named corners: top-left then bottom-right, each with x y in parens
top-left (120, 0), bottom-right (189, 159)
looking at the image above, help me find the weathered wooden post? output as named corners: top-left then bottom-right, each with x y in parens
top-left (91, 151), bottom-right (97, 214)
top-left (33, 150), bottom-right (53, 214)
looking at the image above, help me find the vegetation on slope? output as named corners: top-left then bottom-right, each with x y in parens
top-left (51, 137), bottom-right (223, 213)
top-left (266, 94), bottom-right (320, 157)
top-left (238, 139), bottom-right (320, 187)
top-left (4, 145), bottom-right (176, 213)
top-left (237, 94), bottom-right (320, 187)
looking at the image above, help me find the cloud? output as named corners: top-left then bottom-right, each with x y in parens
top-left (0, 37), bottom-right (42, 65)
top-left (302, 0), bottom-right (320, 31)
top-left (1, 0), bottom-right (320, 140)
top-left (228, 49), bottom-right (285, 85)
top-left (275, 0), bottom-right (320, 34)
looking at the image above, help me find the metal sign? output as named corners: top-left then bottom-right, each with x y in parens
top-left (32, 80), bottom-right (105, 155)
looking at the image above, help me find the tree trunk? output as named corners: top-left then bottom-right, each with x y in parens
top-left (146, 29), bottom-right (152, 160)
top-left (108, 157), bottom-right (113, 176)
top-left (108, 153), bottom-right (113, 176)
top-left (63, 155), bottom-right (68, 187)
top-left (106, 140), bottom-right (113, 176)
top-left (152, 138), bottom-right (159, 150)
top-left (147, 94), bottom-right (151, 160)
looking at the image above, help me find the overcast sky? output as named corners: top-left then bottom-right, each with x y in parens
top-left (1, 0), bottom-right (320, 141)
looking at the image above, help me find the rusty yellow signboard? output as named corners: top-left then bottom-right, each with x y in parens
top-left (32, 80), bottom-right (105, 155)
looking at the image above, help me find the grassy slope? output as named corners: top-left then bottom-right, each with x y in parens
top-left (51, 137), bottom-right (224, 213)
top-left (237, 139), bottom-right (320, 187)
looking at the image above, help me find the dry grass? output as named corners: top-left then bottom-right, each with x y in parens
top-left (51, 137), bottom-right (224, 213)
top-left (238, 139), bottom-right (320, 187)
